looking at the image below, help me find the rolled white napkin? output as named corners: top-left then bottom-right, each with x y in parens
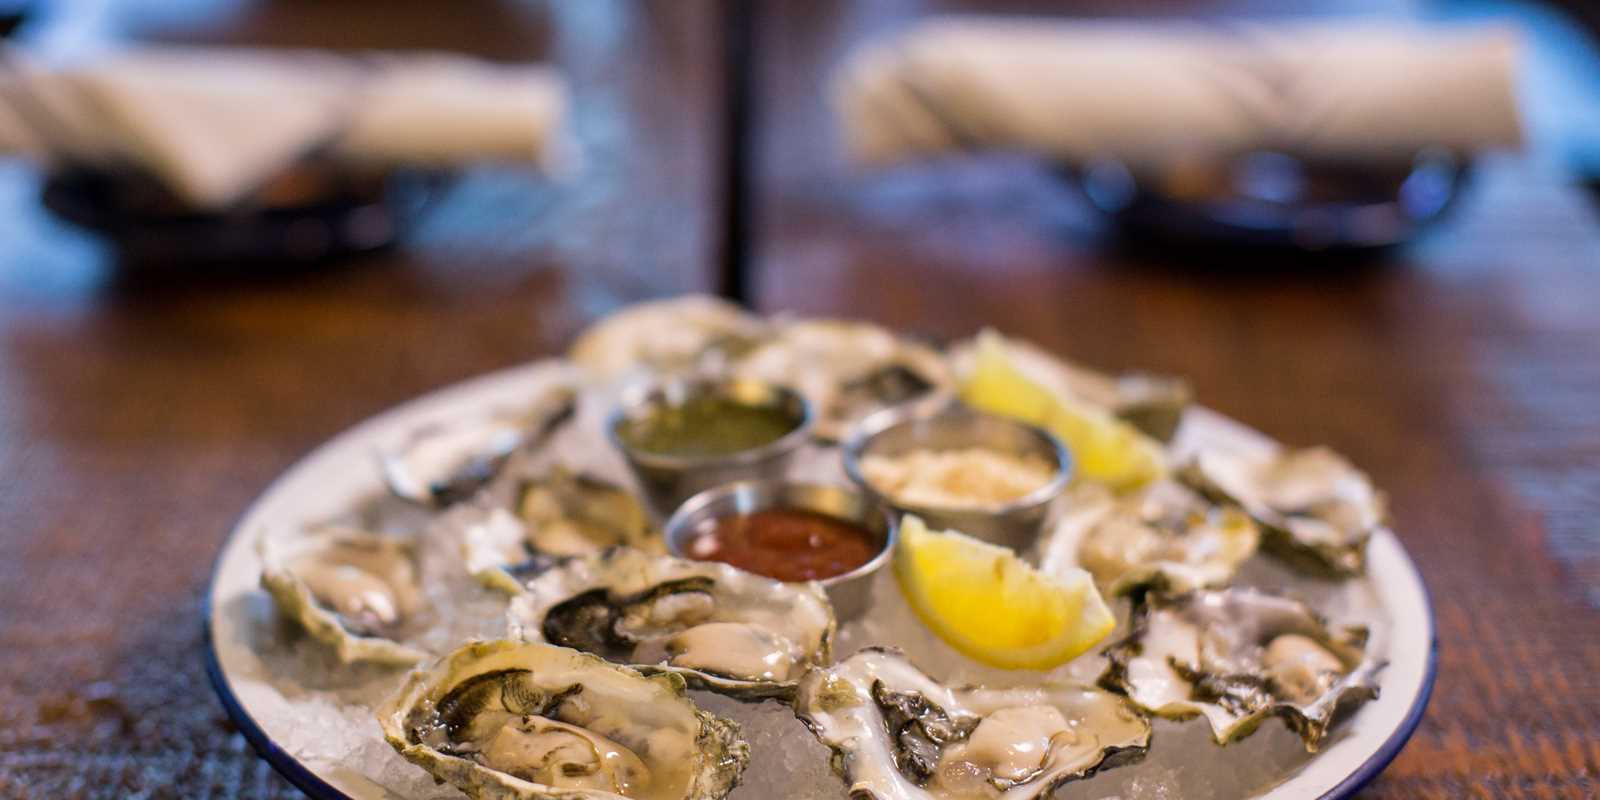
top-left (836, 19), bottom-right (1522, 167)
top-left (0, 47), bottom-right (569, 208)
top-left (334, 54), bottom-right (570, 168)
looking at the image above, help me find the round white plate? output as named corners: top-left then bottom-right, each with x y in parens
top-left (205, 361), bottom-right (1436, 800)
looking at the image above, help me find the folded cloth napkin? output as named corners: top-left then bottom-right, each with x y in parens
top-left (835, 19), bottom-right (1522, 168)
top-left (0, 47), bottom-right (569, 208)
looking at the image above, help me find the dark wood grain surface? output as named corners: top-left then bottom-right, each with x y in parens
top-left (1, 1), bottom-right (1597, 799)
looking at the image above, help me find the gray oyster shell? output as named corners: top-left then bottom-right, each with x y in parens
top-left (732, 319), bottom-right (952, 441)
top-left (1099, 588), bottom-right (1384, 751)
top-left (568, 295), bottom-right (768, 378)
top-left (377, 639), bottom-right (748, 800)
top-left (507, 548), bottom-right (836, 700)
top-left (258, 527), bottom-right (431, 665)
top-left (576, 310), bottom-right (952, 442)
top-left (794, 647), bottom-right (1150, 799)
top-left (1112, 372), bottom-right (1192, 443)
top-left (459, 468), bottom-right (661, 595)
top-left (1181, 446), bottom-right (1386, 577)
top-left (1038, 481), bottom-right (1259, 597)
top-left (379, 384), bottom-right (578, 508)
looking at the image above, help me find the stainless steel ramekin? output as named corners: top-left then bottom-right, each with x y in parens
top-left (663, 480), bottom-right (896, 621)
top-left (608, 376), bottom-right (812, 514)
top-left (841, 405), bottom-right (1072, 551)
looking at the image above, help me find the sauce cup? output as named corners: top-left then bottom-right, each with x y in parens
top-left (842, 406), bottom-right (1073, 551)
top-left (663, 480), bottom-right (897, 621)
top-left (608, 377), bottom-right (812, 513)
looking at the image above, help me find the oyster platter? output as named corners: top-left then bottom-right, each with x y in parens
top-left (206, 296), bottom-right (1435, 800)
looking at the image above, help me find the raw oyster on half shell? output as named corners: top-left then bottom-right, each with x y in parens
top-left (377, 639), bottom-right (748, 800)
top-left (1181, 446), bottom-right (1386, 577)
top-left (794, 647), bottom-right (1150, 799)
top-left (379, 384), bottom-right (578, 508)
top-left (1038, 481), bottom-right (1259, 597)
top-left (568, 295), bottom-right (768, 378)
top-left (516, 468), bottom-right (658, 556)
top-left (461, 468), bottom-right (661, 594)
top-left (732, 319), bottom-right (952, 441)
top-left (259, 527), bottom-right (430, 665)
top-left (507, 548), bottom-right (835, 700)
top-left (1099, 588), bottom-right (1383, 750)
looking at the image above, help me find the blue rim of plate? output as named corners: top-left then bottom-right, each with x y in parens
top-left (203, 597), bottom-right (348, 800)
top-left (1316, 569), bottom-right (1440, 800)
top-left (203, 567), bottom-right (1438, 800)
top-left (202, 476), bottom-right (349, 800)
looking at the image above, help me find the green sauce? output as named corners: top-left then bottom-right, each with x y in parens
top-left (617, 395), bottom-right (800, 458)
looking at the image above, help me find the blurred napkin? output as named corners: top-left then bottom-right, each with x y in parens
top-left (0, 48), bottom-right (569, 208)
top-left (836, 19), bottom-right (1522, 167)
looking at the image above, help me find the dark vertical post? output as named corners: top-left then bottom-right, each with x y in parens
top-left (717, 0), bottom-right (757, 306)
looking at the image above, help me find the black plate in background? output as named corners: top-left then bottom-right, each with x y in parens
top-left (1066, 149), bottom-right (1468, 251)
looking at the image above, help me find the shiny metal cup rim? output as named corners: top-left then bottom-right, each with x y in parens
top-left (661, 479), bottom-right (898, 589)
top-left (840, 404), bottom-right (1074, 518)
top-left (606, 376), bottom-right (814, 471)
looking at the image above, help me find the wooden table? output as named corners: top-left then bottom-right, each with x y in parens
top-left (1, 2), bottom-right (1597, 798)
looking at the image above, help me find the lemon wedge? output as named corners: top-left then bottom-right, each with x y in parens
top-left (893, 516), bottom-right (1115, 670)
top-left (961, 330), bottom-right (1166, 491)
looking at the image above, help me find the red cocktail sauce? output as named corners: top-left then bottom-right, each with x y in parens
top-left (685, 509), bottom-right (879, 582)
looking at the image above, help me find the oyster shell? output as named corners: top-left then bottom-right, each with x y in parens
top-left (1181, 446), bottom-right (1386, 577)
top-left (507, 548), bottom-right (835, 700)
top-left (1112, 372), bottom-right (1192, 443)
top-left (258, 528), bottom-right (430, 665)
top-left (377, 639), bottom-right (748, 800)
top-left (1099, 588), bottom-right (1384, 751)
top-left (380, 385), bottom-right (578, 508)
top-left (568, 295), bottom-right (768, 378)
top-left (462, 468), bottom-right (662, 594)
top-left (732, 319), bottom-right (952, 441)
top-left (794, 648), bottom-right (1150, 799)
top-left (1038, 481), bottom-right (1259, 597)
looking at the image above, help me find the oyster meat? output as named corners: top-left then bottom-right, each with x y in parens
top-left (462, 468), bottom-right (661, 594)
top-left (517, 469), bottom-right (658, 556)
top-left (1181, 446), bottom-right (1386, 577)
top-left (377, 639), bottom-right (748, 800)
top-left (507, 548), bottom-right (835, 700)
top-left (568, 295), bottom-right (768, 378)
top-left (794, 648), bottom-right (1150, 799)
top-left (1038, 481), bottom-right (1259, 597)
top-left (732, 319), bottom-right (952, 441)
top-left (259, 527), bottom-right (430, 665)
top-left (380, 384), bottom-right (578, 507)
top-left (1099, 588), bottom-right (1384, 750)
